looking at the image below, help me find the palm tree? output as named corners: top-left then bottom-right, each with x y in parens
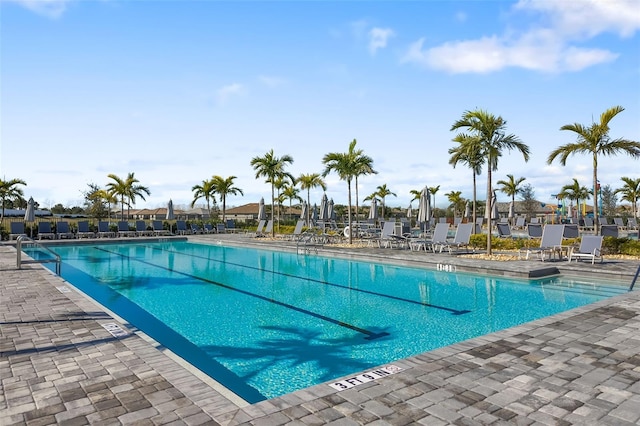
top-left (375, 184), bottom-right (396, 219)
top-left (451, 109), bottom-right (530, 254)
top-left (558, 178), bottom-right (591, 220)
top-left (615, 176), bottom-right (640, 218)
top-left (95, 188), bottom-right (118, 222)
top-left (124, 173), bottom-right (150, 219)
top-left (0, 177), bottom-right (27, 224)
top-left (496, 174), bottom-right (526, 225)
top-left (409, 189), bottom-right (422, 203)
top-left (548, 106), bottom-right (640, 233)
top-left (273, 176), bottom-right (292, 229)
top-left (449, 134), bottom-right (484, 231)
top-left (445, 190), bottom-right (464, 217)
top-left (322, 139), bottom-right (362, 244)
top-left (191, 178), bottom-right (217, 218)
top-left (210, 175), bottom-right (243, 223)
top-left (428, 185), bottom-right (440, 217)
top-left (297, 173), bottom-right (326, 226)
top-left (106, 174), bottom-right (129, 220)
top-left (352, 145), bottom-right (377, 222)
top-left (250, 149), bottom-right (294, 237)
top-left (281, 184), bottom-right (302, 222)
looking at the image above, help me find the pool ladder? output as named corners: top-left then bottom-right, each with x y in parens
top-left (16, 235), bottom-right (61, 275)
top-left (630, 264), bottom-right (640, 291)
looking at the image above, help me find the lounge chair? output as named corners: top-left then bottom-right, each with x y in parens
top-left (264, 220), bottom-right (273, 235)
top-left (496, 223), bottom-right (513, 238)
top-left (409, 222), bottom-right (449, 252)
top-left (117, 221), bottom-right (136, 237)
top-left (251, 219), bottom-right (266, 237)
top-left (613, 217), bottom-right (626, 230)
top-left (97, 221), bottom-right (115, 238)
top-left (628, 218), bottom-right (638, 231)
top-left (563, 224), bottom-right (579, 239)
top-left (581, 217), bottom-right (594, 231)
top-left (599, 217), bottom-right (609, 225)
top-left (38, 222), bottom-right (56, 240)
top-left (56, 221), bottom-right (75, 239)
top-left (568, 236), bottom-right (603, 264)
top-left (204, 223), bottom-right (215, 233)
top-left (527, 223), bottom-right (543, 238)
top-left (287, 219), bottom-right (305, 241)
top-left (10, 222), bottom-right (27, 240)
top-left (439, 223), bottom-right (474, 254)
top-left (175, 220), bottom-right (190, 235)
top-left (530, 217), bottom-right (539, 224)
top-left (217, 223), bottom-right (226, 233)
top-left (601, 225), bottom-right (618, 238)
top-left (513, 217), bottom-right (526, 229)
top-left (152, 220), bottom-right (171, 236)
top-left (520, 224), bottom-right (565, 261)
top-left (136, 220), bottom-right (151, 236)
top-left (77, 221), bottom-right (95, 238)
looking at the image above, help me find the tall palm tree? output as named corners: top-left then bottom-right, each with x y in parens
top-left (297, 173), bottom-right (326, 226)
top-left (445, 190), bottom-right (464, 217)
top-left (375, 184), bottom-right (396, 219)
top-left (281, 184), bottom-right (302, 222)
top-left (191, 178), bottom-right (217, 218)
top-left (409, 189), bottom-right (422, 203)
top-left (352, 144), bottom-right (377, 222)
top-left (124, 173), bottom-right (150, 219)
top-left (95, 188), bottom-right (118, 222)
top-left (558, 178), bottom-right (590, 219)
top-left (496, 174), bottom-right (526, 225)
top-left (548, 106), bottom-right (640, 233)
top-left (0, 177), bottom-right (27, 224)
top-left (449, 134), bottom-right (485, 231)
top-left (428, 185), bottom-right (440, 217)
top-left (615, 176), bottom-right (640, 219)
top-left (210, 175), bottom-right (243, 223)
top-left (322, 139), bottom-right (362, 244)
top-left (273, 176), bottom-right (293, 229)
top-left (106, 174), bottom-right (129, 220)
top-left (451, 109), bottom-right (530, 254)
top-left (250, 149), bottom-right (294, 237)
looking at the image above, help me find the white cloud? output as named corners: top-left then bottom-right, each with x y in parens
top-left (216, 83), bottom-right (246, 105)
top-left (258, 75), bottom-right (285, 88)
top-left (402, 0), bottom-right (635, 73)
top-left (368, 27), bottom-right (395, 55)
top-left (8, 0), bottom-right (70, 18)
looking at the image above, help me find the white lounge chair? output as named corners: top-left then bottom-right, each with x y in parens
top-left (568, 236), bottom-right (603, 264)
top-left (520, 224), bottom-right (565, 261)
top-left (439, 223), bottom-right (474, 254)
top-left (410, 222), bottom-right (449, 252)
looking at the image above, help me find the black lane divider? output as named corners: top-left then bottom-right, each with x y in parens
top-left (147, 244), bottom-right (471, 316)
top-left (94, 247), bottom-right (389, 341)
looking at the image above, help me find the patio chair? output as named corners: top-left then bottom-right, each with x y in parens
top-left (251, 220), bottom-right (266, 237)
top-left (377, 221), bottom-right (397, 248)
top-left (10, 222), bottom-right (27, 240)
top-left (287, 219), bottom-right (305, 241)
top-left (217, 223), bottom-right (226, 233)
top-left (409, 222), bottom-right (449, 252)
top-left (117, 221), bottom-right (136, 238)
top-left (530, 217), bottom-right (539, 224)
top-left (226, 219), bottom-right (238, 233)
top-left (568, 236), bottom-right (603, 264)
top-left (581, 217), bottom-right (594, 231)
top-left (97, 221), bottom-right (115, 238)
top-left (439, 223), bottom-right (474, 254)
top-left (175, 220), bottom-right (190, 235)
top-left (520, 224), bottom-right (565, 261)
top-left (599, 217), bottom-right (609, 225)
top-left (496, 223), bottom-right (513, 238)
top-left (600, 225), bottom-right (619, 238)
top-left (527, 223), bottom-right (543, 238)
top-left (56, 221), bottom-right (75, 239)
top-left (204, 223), bottom-right (215, 233)
top-left (38, 222), bottom-right (56, 240)
top-left (513, 217), bottom-right (526, 230)
top-left (77, 221), bottom-right (95, 238)
top-left (264, 220), bottom-right (274, 235)
top-left (628, 218), bottom-right (638, 230)
top-left (152, 220), bottom-right (171, 236)
top-left (613, 217), bottom-right (626, 230)
top-left (136, 220), bottom-right (151, 237)
top-left (563, 224), bottom-right (579, 239)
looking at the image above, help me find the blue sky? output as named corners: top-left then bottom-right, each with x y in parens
top-left (2, 0), bottom-right (639, 211)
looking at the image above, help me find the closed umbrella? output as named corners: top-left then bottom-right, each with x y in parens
top-left (166, 199), bottom-right (175, 220)
top-left (258, 198), bottom-right (267, 221)
top-left (464, 201), bottom-right (470, 219)
top-left (368, 198), bottom-right (378, 221)
top-left (328, 198), bottom-right (336, 221)
top-left (417, 187), bottom-right (431, 232)
top-left (319, 193), bottom-right (328, 221)
top-left (300, 201), bottom-right (309, 226)
top-left (491, 191), bottom-right (499, 221)
top-left (24, 197), bottom-right (35, 237)
top-left (508, 201), bottom-right (515, 225)
top-left (311, 203), bottom-right (318, 225)
top-left (567, 203), bottom-right (573, 221)
top-left (406, 203), bottom-right (413, 219)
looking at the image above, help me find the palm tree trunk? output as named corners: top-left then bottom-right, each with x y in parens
top-left (593, 154), bottom-right (599, 235)
top-left (271, 183), bottom-right (276, 237)
top-left (306, 189), bottom-right (311, 227)
top-left (347, 180), bottom-right (353, 244)
top-left (222, 196), bottom-right (226, 223)
top-left (472, 172), bottom-right (477, 234)
top-left (487, 164), bottom-right (493, 255)
top-left (355, 176), bottom-right (359, 223)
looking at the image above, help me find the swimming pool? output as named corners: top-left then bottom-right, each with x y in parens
top-left (33, 241), bottom-right (626, 403)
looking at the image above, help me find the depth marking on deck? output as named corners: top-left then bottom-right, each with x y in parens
top-left (329, 365), bottom-right (403, 391)
top-left (95, 247), bottom-right (389, 340)
top-left (148, 245), bottom-right (471, 315)
top-left (101, 322), bottom-right (129, 338)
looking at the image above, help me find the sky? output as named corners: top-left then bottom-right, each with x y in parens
top-left (1, 0), bottom-right (639, 212)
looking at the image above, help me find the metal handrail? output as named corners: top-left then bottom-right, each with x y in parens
top-left (630, 264), bottom-right (640, 291)
top-left (16, 235), bottom-right (61, 275)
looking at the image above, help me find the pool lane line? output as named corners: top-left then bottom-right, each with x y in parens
top-left (146, 244), bottom-right (471, 316)
top-left (94, 247), bottom-right (389, 341)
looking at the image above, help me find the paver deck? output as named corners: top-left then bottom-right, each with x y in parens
top-left (2, 236), bottom-right (640, 425)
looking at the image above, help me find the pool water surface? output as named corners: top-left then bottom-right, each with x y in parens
top-left (34, 241), bottom-right (626, 403)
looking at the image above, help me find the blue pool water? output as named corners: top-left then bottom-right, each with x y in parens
top-left (33, 241), bottom-right (626, 403)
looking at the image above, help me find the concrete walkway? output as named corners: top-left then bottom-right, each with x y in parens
top-left (2, 237), bottom-right (640, 425)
